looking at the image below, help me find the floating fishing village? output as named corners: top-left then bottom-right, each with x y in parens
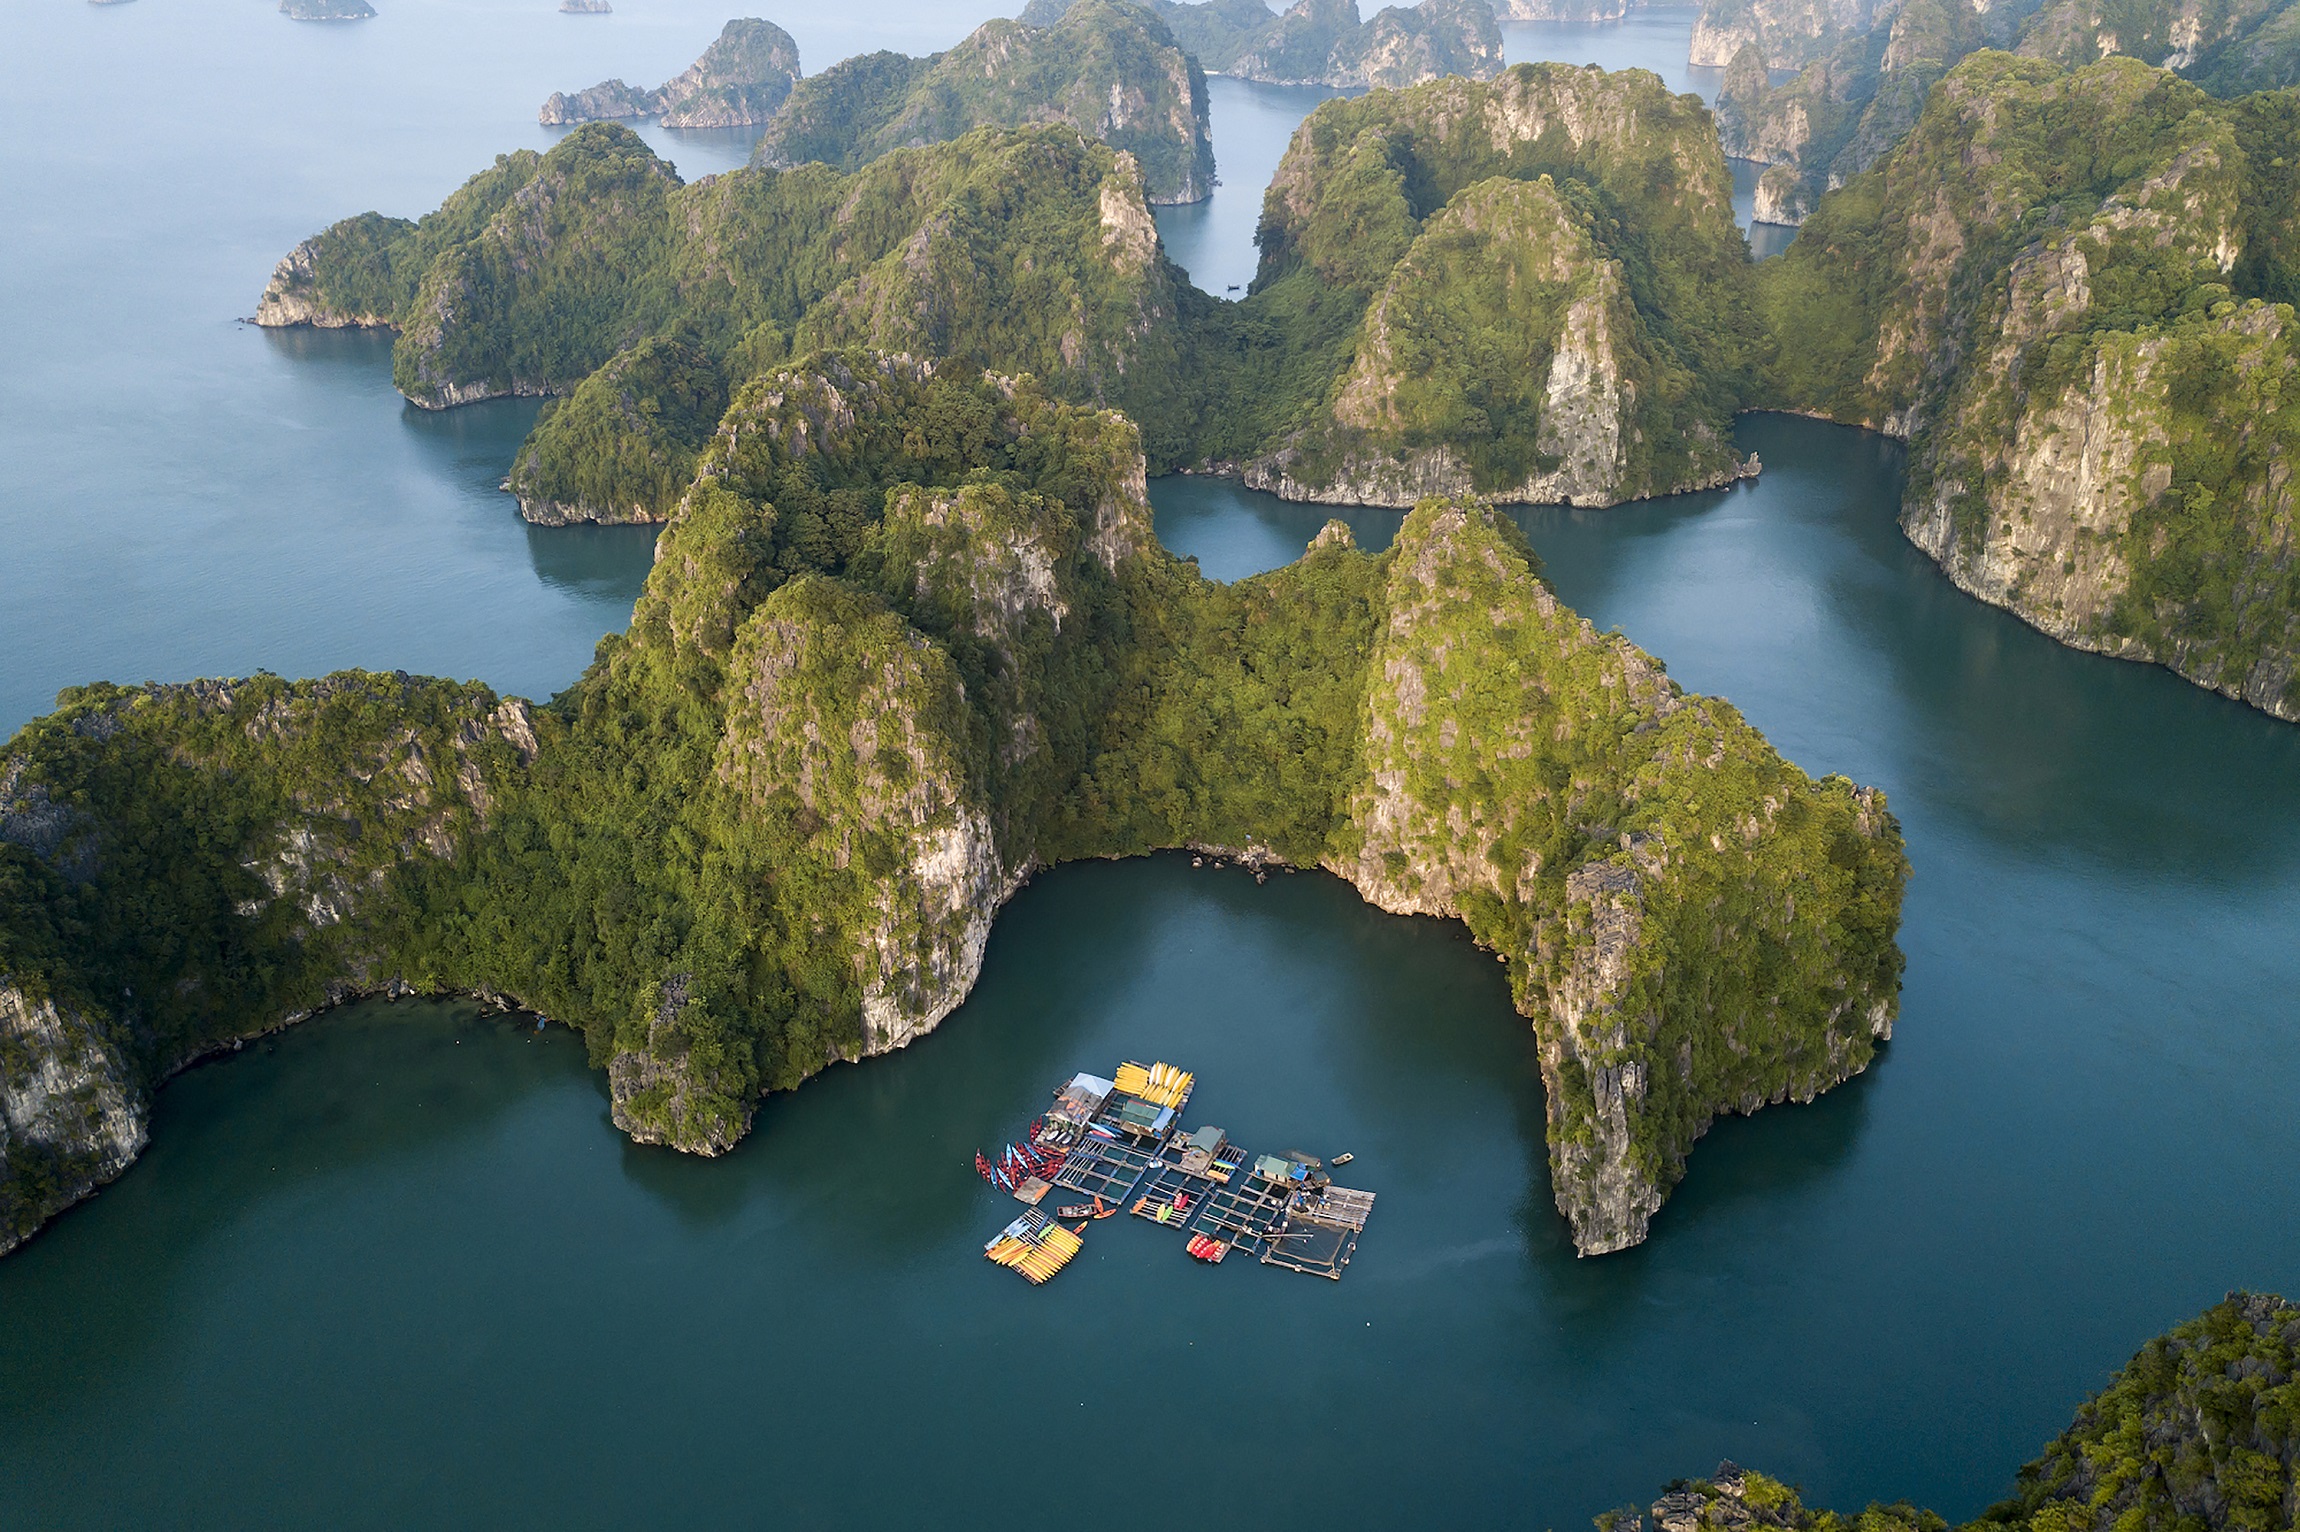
top-left (977, 1062), bottom-right (1376, 1285)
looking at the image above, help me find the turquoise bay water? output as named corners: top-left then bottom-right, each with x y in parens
top-left (6, 3), bottom-right (2297, 1528)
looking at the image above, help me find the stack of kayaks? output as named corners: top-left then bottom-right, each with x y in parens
top-left (1114, 1060), bottom-right (1194, 1109)
top-left (984, 1209), bottom-right (1083, 1284)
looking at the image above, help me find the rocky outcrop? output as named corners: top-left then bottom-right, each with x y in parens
top-left (261, 123), bottom-right (1191, 425)
top-left (1247, 74), bottom-right (1758, 509)
top-left (281, 0), bottom-right (373, 20)
top-left (538, 80), bottom-right (659, 126)
top-left (1753, 162), bottom-right (1809, 223)
top-left (1255, 176), bottom-right (1753, 506)
top-left (0, 987), bottom-right (144, 1257)
top-left (1329, 500), bottom-right (1903, 1254)
top-left (1, 341), bottom-right (1901, 1255)
top-left (2018, 0), bottom-right (2282, 69)
top-left (1025, 0), bottom-right (1507, 85)
top-left (254, 228), bottom-right (402, 329)
top-left (721, 580), bottom-right (1019, 1056)
top-left (1497, 0), bottom-right (1630, 19)
top-left (0, 673), bottom-right (542, 1249)
top-left (1231, 0), bottom-right (1507, 89)
top-left (1715, 44), bottom-right (1817, 165)
top-left (1690, 0), bottom-right (1878, 68)
top-left (752, 0), bottom-right (1214, 205)
top-left (538, 18), bottom-right (800, 128)
top-left (506, 337), bottom-right (727, 525)
top-left (1768, 53), bottom-right (2300, 722)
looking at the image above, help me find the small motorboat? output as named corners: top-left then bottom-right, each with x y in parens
top-left (1055, 1196), bottom-right (1118, 1221)
top-left (1330, 1152), bottom-right (1354, 1166)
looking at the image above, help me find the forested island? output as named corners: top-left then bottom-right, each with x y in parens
top-left (539, 19), bottom-right (801, 130)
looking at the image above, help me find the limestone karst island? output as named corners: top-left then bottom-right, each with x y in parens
top-left (2, 0), bottom-right (2295, 1524)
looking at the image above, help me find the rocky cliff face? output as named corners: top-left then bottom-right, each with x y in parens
top-left (1753, 163), bottom-right (1810, 223)
top-left (1766, 53), bottom-right (2300, 721)
top-left (0, 986), bottom-right (144, 1258)
top-left (1233, 0), bottom-right (1507, 90)
top-left (254, 224), bottom-right (407, 329)
top-left (1691, 0), bottom-right (1878, 68)
top-left (2018, 0), bottom-right (2280, 69)
top-left (538, 18), bottom-right (800, 128)
top-left (1328, 500), bottom-right (1904, 1253)
top-left (1249, 176), bottom-right (1751, 507)
top-left (1246, 69), bottom-right (1758, 510)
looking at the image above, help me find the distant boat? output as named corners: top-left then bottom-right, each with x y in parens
top-left (1330, 1152), bottom-right (1353, 1166)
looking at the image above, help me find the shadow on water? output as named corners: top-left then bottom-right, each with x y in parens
top-left (521, 521), bottom-right (662, 605)
top-left (607, 855), bottom-right (1190, 1251)
top-left (1505, 1012), bottom-right (1887, 1344)
top-left (0, 1000), bottom-right (594, 1405)
top-left (251, 321), bottom-right (397, 378)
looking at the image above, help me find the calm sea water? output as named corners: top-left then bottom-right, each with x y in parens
top-left (6, 4), bottom-right (2295, 1529)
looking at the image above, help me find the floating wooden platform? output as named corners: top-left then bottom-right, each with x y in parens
top-left (979, 1060), bottom-right (1375, 1285)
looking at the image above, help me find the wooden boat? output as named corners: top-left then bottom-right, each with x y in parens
top-left (1055, 1196), bottom-right (1118, 1221)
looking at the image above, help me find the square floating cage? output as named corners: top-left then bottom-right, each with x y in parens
top-left (1129, 1163), bottom-right (1214, 1229)
top-left (1190, 1175), bottom-right (1291, 1258)
top-left (1259, 1185), bottom-right (1375, 1280)
top-left (1051, 1137), bottom-right (1158, 1203)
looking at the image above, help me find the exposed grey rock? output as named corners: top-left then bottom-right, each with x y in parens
top-left (280, 0), bottom-right (375, 20)
top-left (0, 986), bottom-right (146, 1258)
top-left (539, 18), bottom-right (800, 128)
